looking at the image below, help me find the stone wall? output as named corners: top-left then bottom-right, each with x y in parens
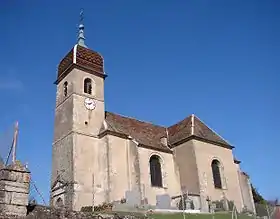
top-left (0, 205), bottom-right (148, 219)
top-left (0, 161), bottom-right (146, 219)
top-left (0, 161), bottom-right (30, 217)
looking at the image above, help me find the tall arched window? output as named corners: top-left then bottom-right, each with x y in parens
top-left (84, 78), bottom-right (92, 95)
top-left (149, 155), bottom-right (163, 187)
top-left (63, 81), bottom-right (68, 97)
top-left (211, 159), bottom-right (222, 189)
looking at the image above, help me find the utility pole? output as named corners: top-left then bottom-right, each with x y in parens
top-left (12, 121), bottom-right (19, 164)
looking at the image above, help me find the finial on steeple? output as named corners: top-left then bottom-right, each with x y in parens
top-left (77, 8), bottom-right (87, 48)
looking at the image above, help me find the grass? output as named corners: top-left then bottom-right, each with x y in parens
top-left (90, 210), bottom-right (254, 219)
top-left (149, 213), bottom-right (254, 219)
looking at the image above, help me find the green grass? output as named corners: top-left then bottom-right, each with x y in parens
top-left (91, 210), bottom-right (254, 219)
top-left (149, 213), bottom-right (253, 219)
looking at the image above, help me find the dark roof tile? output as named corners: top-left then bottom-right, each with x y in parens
top-left (168, 115), bottom-right (232, 148)
top-left (103, 112), bottom-right (170, 151)
top-left (168, 115), bottom-right (192, 144)
top-left (193, 116), bottom-right (231, 147)
top-left (101, 112), bottom-right (232, 151)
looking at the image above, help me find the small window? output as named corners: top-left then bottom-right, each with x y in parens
top-left (149, 155), bottom-right (163, 187)
top-left (56, 197), bottom-right (64, 208)
top-left (84, 78), bottom-right (92, 95)
top-left (211, 159), bottom-right (222, 189)
top-left (63, 81), bottom-right (68, 97)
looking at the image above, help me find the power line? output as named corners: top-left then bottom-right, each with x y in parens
top-left (30, 177), bottom-right (47, 205)
top-left (5, 138), bottom-right (14, 166)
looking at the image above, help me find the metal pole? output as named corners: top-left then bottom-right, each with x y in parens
top-left (12, 121), bottom-right (19, 164)
top-left (92, 173), bottom-right (95, 211)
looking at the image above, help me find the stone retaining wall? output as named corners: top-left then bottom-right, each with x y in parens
top-left (0, 161), bottom-right (146, 219)
top-left (0, 205), bottom-right (148, 219)
top-left (0, 161), bottom-right (30, 217)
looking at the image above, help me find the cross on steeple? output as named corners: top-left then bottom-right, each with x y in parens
top-left (77, 8), bottom-right (87, 48)
top-left (80, 9), bottom-right (84, 24)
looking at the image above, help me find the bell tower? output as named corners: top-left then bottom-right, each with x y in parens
top-left (50, 11), bottom-right (107, 210)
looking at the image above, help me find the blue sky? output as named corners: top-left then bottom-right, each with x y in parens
top-left (0, 0), bottom-right (279, 203)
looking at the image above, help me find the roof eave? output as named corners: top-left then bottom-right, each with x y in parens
top-left (98, 129), bottom-right (128, 139)
top-left (241, 171), bottom-right (250, 178)
top-left (171, 135), bottom-right (234, 149)
top-left (54, 63), bottom-right (107, 85)
top-left (138, 143), bottom-right (173, 154)
top-left (98, 130), bottom-right (173, 154)
top-left (234, 158), bottom-right (241, 164)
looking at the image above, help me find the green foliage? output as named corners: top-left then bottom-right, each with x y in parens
top-left (94, 202), bottom-right (113, 212)
top-left (149, 213), bottom-right (253, 219)
top-left (251, 184), bottom-right (266, 204)
top-left (120, 198), bottom-right (126, 204)
top-left (80, 206), bottom-right (93, 212)
top-left (241, 206), bottom-right (255, 215)
top-left (211, 199), bottom-right (234, 212)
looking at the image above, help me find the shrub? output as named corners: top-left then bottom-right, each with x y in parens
top-left (94, 202), bottom-right (113, 212)
top-left (241, 206), bottom-right (255, 215)
top-left (80, 206), bottom-right (93, 212)
top-left (120, 198), bottom-right (126, 204)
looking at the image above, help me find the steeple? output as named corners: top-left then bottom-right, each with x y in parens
top-left (77, 9), bottom-right (87, 48)
top-left (55, 10), bottom-right (106, 85)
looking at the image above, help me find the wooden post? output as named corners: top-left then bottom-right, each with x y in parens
top-left (12, 121), bottom-right (19, 164)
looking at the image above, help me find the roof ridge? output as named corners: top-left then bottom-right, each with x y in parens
top-left (167, 114), bottom-right (192, 129)
top-left (193, 114), bottom-right (232, 146)
top-left (105, 111), bottom-right (166, 128)
top-left (191, 114), bottom-right (195, 135)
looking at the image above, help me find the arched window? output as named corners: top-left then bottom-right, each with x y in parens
top-left (84, 78), bottom-right (92, 94)
top-left (211, 159), bottom-right (222, 189)
top-left (56, 197), bottom-right (64, 208)
top-left (63, 81), bottom-right (68, 97)
top-left (149, 155), bottom-right (163, 187)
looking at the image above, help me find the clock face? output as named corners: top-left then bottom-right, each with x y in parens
top-left (84, 98), bottom-right (96, 110)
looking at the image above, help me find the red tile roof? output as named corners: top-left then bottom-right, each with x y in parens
top-left (168, 115), bottom-right (232, 148)
top-left (100, 112), bottom-right (233, 152)
top-left (101, 112), bottom-right (171, 152)
top-left (55, 45), bottom-right (105, 85)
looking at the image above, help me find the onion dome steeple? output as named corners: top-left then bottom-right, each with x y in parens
top-left (55, 10), bottom-right (107, 85)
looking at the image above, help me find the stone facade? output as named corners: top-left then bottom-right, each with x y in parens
top-left (50, 42), bottom-right (255, 214)
top-left (192, 140), bottom-right (244, 211)
top-left (0, 161), bottom-right (30, 217)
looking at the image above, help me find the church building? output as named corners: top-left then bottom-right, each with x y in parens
top-left (50, 17), bottom-right (255, 213)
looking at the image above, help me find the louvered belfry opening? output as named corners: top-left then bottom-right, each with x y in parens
top-left (84, 78), bottom-right (92, 94)
top-left (63, 81), bottom-right (68, 97)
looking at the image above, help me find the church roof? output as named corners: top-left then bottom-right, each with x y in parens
top-left (55, 45), bottom-right (105, 85)
top-left (101, 112), bottom-right (233, 151)
top-left (102, 112), bottom-right (170, 152)
top-left (168, 115), bottom-right (232, 148)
